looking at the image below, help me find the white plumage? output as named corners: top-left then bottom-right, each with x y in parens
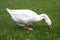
top-left (6, 8), bottom-right (52, 29)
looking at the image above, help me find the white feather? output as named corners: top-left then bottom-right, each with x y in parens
top-left (6, 8), bottom-right (52, 26)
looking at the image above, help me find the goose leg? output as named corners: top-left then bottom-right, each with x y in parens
top-left (23, 24), bottom-right (33, 30)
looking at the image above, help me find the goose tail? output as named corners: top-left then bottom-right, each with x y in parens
top-left (6, 8), bottom-right (11, 13)
top-left (6, 8), bottom-right (10, 11)
top-left (6, 8), bottom-right (13, 16)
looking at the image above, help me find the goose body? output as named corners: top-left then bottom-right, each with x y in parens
top-left (6, 8), bottom-right (52, 30)
top-left (6, 8), bottom-right (40, 26)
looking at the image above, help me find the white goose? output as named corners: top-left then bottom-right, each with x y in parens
top-left (6, 8), bottom-right (52, 30)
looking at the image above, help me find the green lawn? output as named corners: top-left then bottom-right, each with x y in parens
top-left (0, 0), bottom-right (60, 40)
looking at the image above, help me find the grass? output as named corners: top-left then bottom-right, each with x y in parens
top-left (0, 0), bottom-right (60, 40)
